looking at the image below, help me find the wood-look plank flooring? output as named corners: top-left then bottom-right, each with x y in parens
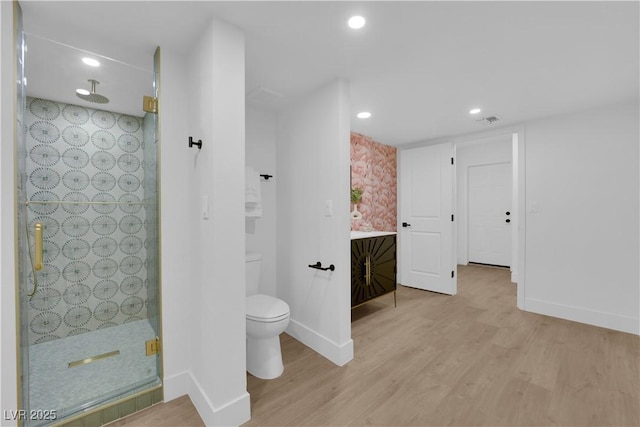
top-left (116, 264), bottom-right (639, 426)
top-left (245, 264), bottom-right (639, 426)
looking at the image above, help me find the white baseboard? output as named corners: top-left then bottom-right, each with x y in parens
top-left (286, 318), bottom-right (354, 366)
top-left (163, 370), bottom-right (251, 426)
top-left (525, 297), bottom-right (640, 335)
top-left (163, 371), bottom-right (192, 402)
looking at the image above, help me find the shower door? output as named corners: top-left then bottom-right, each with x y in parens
top-left (17, 32), bottom-right (162, 426)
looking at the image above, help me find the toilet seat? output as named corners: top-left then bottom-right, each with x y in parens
top-left (246, 294), bottom-right (289, 323)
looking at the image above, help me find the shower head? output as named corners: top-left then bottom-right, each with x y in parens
top-left (76, 79), bottom-right (109, 104)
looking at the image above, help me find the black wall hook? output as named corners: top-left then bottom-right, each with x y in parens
top-left (308, 262), bottom-right (335, 271)
top-left (189, 136), bottom-right (202, 149)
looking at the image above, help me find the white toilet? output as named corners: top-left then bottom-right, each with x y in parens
top-left (245, 252), bottom-right (290, 379)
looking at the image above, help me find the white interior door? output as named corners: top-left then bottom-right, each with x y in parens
top-left (467, 162), bottom-right (512, 266)
top-left (399, 143), bottom-right (455, 295)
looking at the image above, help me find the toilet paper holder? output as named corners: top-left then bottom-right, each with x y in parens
top-left (308, 261), bottom-right (335, 271)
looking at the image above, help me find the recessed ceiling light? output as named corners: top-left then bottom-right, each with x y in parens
top-left (82, 57), bottom-right (100, 67)
top-left (75, 88), bottom-right (90, 96)
top-left (469, 108), bottom-right (482, 115)
top-left (348, 16), bottom-right (366, 29)
top-left (357, 111), bottom-right (372, 119)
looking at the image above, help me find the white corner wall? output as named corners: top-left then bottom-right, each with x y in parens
top-left (524, 100), bottom-right (640, 334)
top-left (0, 2), bottom-right (18, 424)
top-left (276, 79), bottom-right (353, 366)
top-left (158, 47), bottom-right (195, 401)
top-left (182, 18), bottom-right (250, 426)
top-left (246, 106), bottom-right (277, 297)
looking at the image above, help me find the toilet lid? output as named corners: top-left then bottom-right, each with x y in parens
top-left (246, 294), bottom-right (290, 322)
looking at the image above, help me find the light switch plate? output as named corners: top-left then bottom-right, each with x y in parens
top-left (324, 199), bottom-right (334, 216)
top-left (530, 202), bottom-right (539, 213)
top-left (202, 195), bottom-right (209, 219)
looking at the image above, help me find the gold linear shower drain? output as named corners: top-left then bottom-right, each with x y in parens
top-left (68, 350), bottom-right (120, 368)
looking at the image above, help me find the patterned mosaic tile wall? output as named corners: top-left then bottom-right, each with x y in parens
top-left (350, 132), bottom-right (398, 232)
top-left (24, 97), bottom-right (152, 345)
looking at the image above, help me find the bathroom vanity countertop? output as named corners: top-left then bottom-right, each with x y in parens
top-left (350, 231), bottom-right (397, 240)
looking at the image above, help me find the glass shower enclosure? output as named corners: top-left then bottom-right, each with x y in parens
top-left (15, 17), bottom-right (162, 426)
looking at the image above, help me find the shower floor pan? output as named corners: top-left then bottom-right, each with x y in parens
top-left (28, 319), bottom-right (160, 424)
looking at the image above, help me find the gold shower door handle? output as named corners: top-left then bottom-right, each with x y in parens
top-left (34, 223), bottom-right (43, 271)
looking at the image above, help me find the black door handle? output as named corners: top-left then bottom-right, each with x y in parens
top-left (402, 222), bottom-right (411, 228)
top-left (506, 211), bottom-right (511, 215)
top-left (505, 219), bottom-right (511, 223)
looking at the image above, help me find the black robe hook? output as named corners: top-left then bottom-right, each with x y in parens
top-left (189, 136), bottom-right (202, 149)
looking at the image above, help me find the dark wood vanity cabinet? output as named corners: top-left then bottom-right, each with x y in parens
top-left (351, 234), bottom-right (397, 308)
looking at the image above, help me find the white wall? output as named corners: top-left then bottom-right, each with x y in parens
top-left (157, 47), bottom-right (194, 400)
top-left (182, 18), bottom-right (250, 425)
top-left (456, 135), bottom-right (512, 265)
top-left (0, 2), bottom-right (18, 424)
top-left (276, 79), bottom-right (353, 365)
top-left (404, 100), bottom-right (638, 335)
top-left (246, 106), bottom-right (277, 297)
top-left (524, 100), bottom-right (639, 334)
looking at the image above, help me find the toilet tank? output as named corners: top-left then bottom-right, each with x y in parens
top-left (245, 252), bottom-right (262, 296)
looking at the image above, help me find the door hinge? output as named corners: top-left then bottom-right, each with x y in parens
top-left (451, 270), bottom-right (455, 278)
top-left (146, 337), bottom-right (161, 356)
top-left (143, 96), bottom-right (158, 113)
top-left (451, 157), bottom-right (454, 165)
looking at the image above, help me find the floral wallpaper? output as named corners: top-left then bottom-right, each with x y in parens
top-left (350, 132), bottom-right (397, 232)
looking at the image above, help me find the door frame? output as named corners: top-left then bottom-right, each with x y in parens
top-left (455, 136), bottom-right (513, 268)
top-left (399, 125), bottom-right (525, 309)
top-left (452, 126), bottom-right (525, 309)
top-left (465, 160), bottom-right (512, 267)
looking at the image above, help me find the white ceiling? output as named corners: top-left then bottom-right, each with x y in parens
top-left (20, 1), bottom-right (639, 146)
top-left (24, 34), bottom-right (154, 119)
